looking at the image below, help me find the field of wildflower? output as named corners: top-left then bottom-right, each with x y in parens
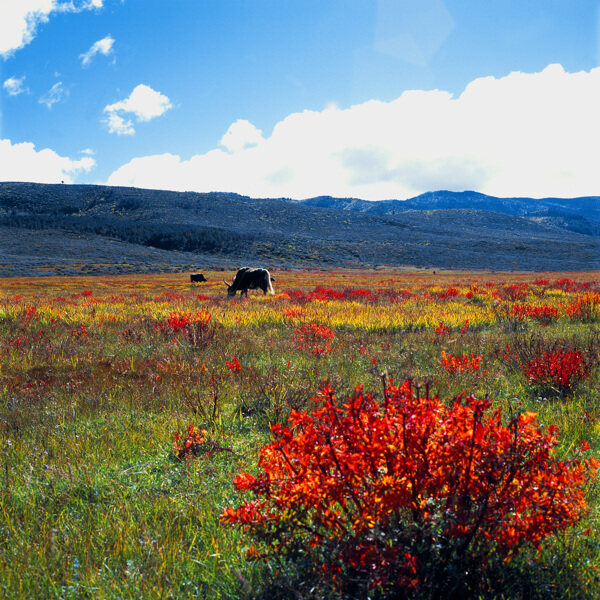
top-left (1, 268), bottom-right (599, 599)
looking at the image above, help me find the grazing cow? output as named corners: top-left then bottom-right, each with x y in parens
top-left (190, 273), bottom-right (207, 283)
top-left (224, 267), bottom-right (274, 297)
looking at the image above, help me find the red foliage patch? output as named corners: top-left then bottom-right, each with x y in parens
top-left (434, 322), bottom-right (451, 337)
top-left (565, 294), bottom-right (599, 322)
top-left (293, 322), bottom-right (334, 356)
top-left (157, 311), bottom-right (214, 347)
top-left (434, 287), bottom-right (461, 300)
top-left (492, 283), bottom-right (529, 301)
top-left (511, 303), bottom-right (559, 325)
top-left (172, 424), bottom-right (232, 459)
top-left (441, 351), bottom-right (486, 375)
top-left (222, 380), bottom-right (597, 595)
top-left (226, 357), bottom-right (242, 372)
top-left (521, 349), bottom-right (592, 394)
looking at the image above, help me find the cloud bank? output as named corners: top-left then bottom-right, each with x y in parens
top-left (103, 84), bottom-right (173, 135)
top-left (106, 64), bottom-right (600, 200)
top-left (0, 139), bottom-right (95, 183)
top-left (80, 34), bottom-right (114, 66)
top-left (0, 1), bottom-right (104, 58)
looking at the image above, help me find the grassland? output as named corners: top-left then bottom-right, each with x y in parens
top-left (0, 269), bottom-right (599, 599)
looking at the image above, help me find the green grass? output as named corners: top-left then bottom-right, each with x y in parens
top-left (1, 272), bottom-right (599, 598)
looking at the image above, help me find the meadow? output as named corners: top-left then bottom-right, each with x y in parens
top-left (0, 268), bottom-right (599, 599)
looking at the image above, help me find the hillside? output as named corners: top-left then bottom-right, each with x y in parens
top-left (295, 190), bottom-right (600, 233)
top-left (0, 182), bottom-right (598, 275)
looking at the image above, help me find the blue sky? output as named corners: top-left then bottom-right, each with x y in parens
top-left (1, 0), bottom-right (599, 199)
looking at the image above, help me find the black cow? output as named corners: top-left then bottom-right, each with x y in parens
top-left (224, 267), bottom-right (274, 297)
top-left (190, 273), bottom-right (207, 283)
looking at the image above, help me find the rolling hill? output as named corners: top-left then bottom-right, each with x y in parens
top-left (0, 182), bottom-right (598, 275)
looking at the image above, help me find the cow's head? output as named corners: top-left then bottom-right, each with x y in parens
top-left (223, 280), bottom-right (236, 296)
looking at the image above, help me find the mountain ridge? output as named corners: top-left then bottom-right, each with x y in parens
top-left (0, 182), bottom-right (598, 275)
top-left (295, 190), bottom-right (600, 222)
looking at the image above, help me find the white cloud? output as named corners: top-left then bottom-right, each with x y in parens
top-left (39, 81), bottom-right (66, 108)
top-left (220, 119), bottom-right (264, 153)
top-left (107, 64), bottom-right (600, 200)
top-left (104, 112), bottom-right (134, 136)
top-left (3, 76), bottom-right (28, 96)
top-left (0, 138), bottom-right (95, 183)
top-left (103, 84), bottom-right (172, 134)
top-left (0, 1), bottom-right (104, 58)
top-left (80, 34), bottom-right (114, 66)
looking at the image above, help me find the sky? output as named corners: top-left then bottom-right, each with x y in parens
top-left (1, 0), bottom-right (599, 200)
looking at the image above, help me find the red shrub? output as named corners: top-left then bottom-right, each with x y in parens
top-left (346, 288), bottom-right (374, 300)
top-left (284, 290), bottom-right (309, 303)
top-left (565, 294), bottom-right (600, 322)
top-left (165, 313), bottom-right (192, 332)
top-left (293, 322), bottom-right (334, 356)
top-left (226, 357), bottom-right (242, 372)
top-left (158, 311), bottom-right (212, 332)
top-left (283, 307), bottom-right (303, 319)
top-left (172, 424), bottom-right (209, 458)
top-left (434, 321), bottom-right (451, 337)
top-left (158, 311), bottom-right (214, 347)
top-left (441, 351), bottom-right (485, 375)
top-left (310, 286), bottom-right (346, 301)
top-left (24, 306), bottom-right (38, 321)
top-left (435, 286), bottom-right (461, 300)
top-left (460, 319), bottom-right (470, 334)
top-left (172, 424), bottom-right (232, 459)
top-left (511, 303), bottom-right (559, 325)
top-left (391, 289), bottom-right (414, 300)
top-left (554, 278), bottom-right (578, 292)
top-left (71, 325), bottom-right (89, 339)
top-left (521, 349), bottom-right (592, 394)
top-left (495, 283), bottom-right (529, 301)
top-left (222, 381), bottom-right (596, 596)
